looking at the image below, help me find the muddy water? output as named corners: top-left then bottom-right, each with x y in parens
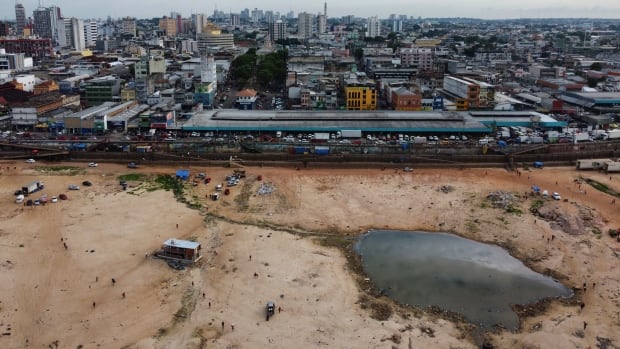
top-left (354, 230), bottom-right (573, 329)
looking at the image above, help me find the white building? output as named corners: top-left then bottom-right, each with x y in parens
top-left (14, 74), bottom-right (36, 92)
top-left (298, 12), bottom-right (314, 40)
top-left (193, 13), bottom-right (207, 34)
top-left (367, 16), bottom-right (381, 38)
top-left (317, 14), bottom-right (326, 34)
top-left (83, 20), bottom-right (99, 47)
top-left (65, 18), bottom-right (85, 51)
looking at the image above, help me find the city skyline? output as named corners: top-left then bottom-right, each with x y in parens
top-left (8, 0), bottom-right (620, 20)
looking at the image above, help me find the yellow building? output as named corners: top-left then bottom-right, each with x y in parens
top-left (345, 84), bottom-right (377, 110)
top-left (121, 87), bottom-right (136, 102)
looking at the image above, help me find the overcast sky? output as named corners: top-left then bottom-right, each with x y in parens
top-left (10, 0), bottom-right (620, 20)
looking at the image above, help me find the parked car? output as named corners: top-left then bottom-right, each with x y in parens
top-left (58, 193), bottom-right (68, 200)
top-left (25, 158), bottom-right (36, 163)
top-left (88, 162), bottom-right (98, 167)
top-left (82, 181), bottom-right (92, 186)
top-left (552, 192), bottom-right (561, 200)
top-left (51, 196), bottom-right (58, 203)
top-left (68, 184), bottom-right (80, 190)
top-left (127, 162), bottom-right (138, 169)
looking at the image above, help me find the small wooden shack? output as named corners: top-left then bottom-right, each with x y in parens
top-left (159, 239), bottom-right (202, 262)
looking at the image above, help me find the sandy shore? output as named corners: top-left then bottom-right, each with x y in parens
top-left (1, 161), bottom-right (619, 348)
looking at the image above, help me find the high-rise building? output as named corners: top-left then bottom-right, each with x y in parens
top-left (298, 12), bottom-right (314, 40)
top-left (33, 6), bottom-right (66, 47)
top-left (121, 17), bottom-right (137, 37)
top-left (230, 13), bottom-right (240, 27)
top-left (269, 20), bottom-right (287, 43)
top-left (159, 17), bottom-right (177, 37)
top-left (15, 3), bottom-right (26, 36)
top-left (83, 20), bottom-right (99, 47)
top-left (391, 20), bottom-right (403, 33)
top-left (193, 13), bottom-right (206, 34)
top-left (366, 16), bottom-right (381, 38)
top-left (317, 14), bottom-right (326, 34)
top-left (342, 15), bottom-right (354, 25)
top-left (240, 9), bottom-right (250, 21)
top-left (200, 54), bottom-right (216, 84)
top-left (65, 18), bottom-right (85, 51)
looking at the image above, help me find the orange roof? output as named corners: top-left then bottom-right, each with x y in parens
top-left (236, 89), bottom-right (257, 97)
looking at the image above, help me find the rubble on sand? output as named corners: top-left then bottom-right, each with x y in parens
top-left (486, 191), bottom-right (518, 209)
top-left (437, 185), bottom-right (455, 193)
top-left (257, 182), bottom-right (276, 196)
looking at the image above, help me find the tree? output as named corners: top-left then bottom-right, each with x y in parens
top-left (590, 62), bottom-right (603, 71)
top-left (587, 77), bottom-right (599, 88)
top-left (255, 50), bottom-right (288, 89)
top-left (354, 48), bottom-right (364, 61)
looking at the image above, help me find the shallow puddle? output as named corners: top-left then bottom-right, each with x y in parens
top-left (355, 230), bottom-right (573, 329)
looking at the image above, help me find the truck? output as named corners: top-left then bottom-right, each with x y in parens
top-left (266, 301), bottom-right (276, 320)
top-left (573, 132), bottom-right (592, 142)
top-left (576, 159), bottom-right (612, 170)
top-left (607, 130), bottom-right (620, 140)
top-left (313, 133), bottom-right (330, 142)
top-left (591, 129), bottom-right (608, 140)
top-left (412, 136), bottom-right (427, 144)
top-left (516, 135), bottom-right (529, 144)
top-left (529, 136), bottom-right (544, 144)
top-left (314, 146), bottom-right (330, 155)
top-left (340, 130), bottom-right (362, 138)
top-left (21, 181), bottom-right (44, 195)
top-left (545, 130), bottom-right (560, 143)
top-left (603, 161), bottom-right (620, 173)
top-left (497, 130), bottom-right (510, 139)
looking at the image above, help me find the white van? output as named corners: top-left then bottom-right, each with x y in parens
top-left (15, 194), bottom-right (25, 204)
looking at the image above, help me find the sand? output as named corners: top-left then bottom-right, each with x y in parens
top-left (0, 161), bottom-right (619, 349)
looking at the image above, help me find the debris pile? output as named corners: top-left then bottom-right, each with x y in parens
top-left (437, 185), bottom-right (455, 193)
top-left (486, 191), bottom-right (518, 209)
top-left (257, 182), bottom-right (276, 196)
top-left (167, 260), bottom-right (186, 270)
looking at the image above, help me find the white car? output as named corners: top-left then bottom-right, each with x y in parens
top-left (88, 162), bottom-right (98, 167)
top-left (51, 196), bottom-right (58, 203)
top-left (25, 158), bottom-right (36, 163)
top-left (552, 192), bottom-right (561, 200)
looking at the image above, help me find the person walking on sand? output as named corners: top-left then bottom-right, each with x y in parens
top-left (92, 301), bottom-right (96, 308)
top-left (112, 278), bottom-right (116, 286)
top-left (231, 323), bottom-right (235, 331)
top-left (221, 321), bottom-right (225, 330)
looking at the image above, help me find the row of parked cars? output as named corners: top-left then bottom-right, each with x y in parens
top-left (15, 193), bottom-right (66, 205)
